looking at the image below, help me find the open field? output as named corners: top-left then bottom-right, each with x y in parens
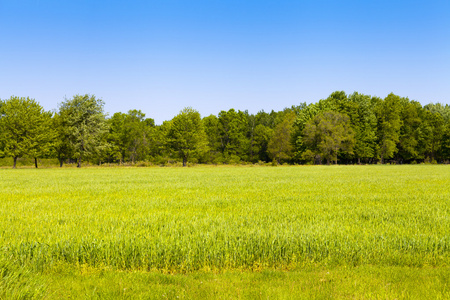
top-left (0, 165), bottom-right (449, 298)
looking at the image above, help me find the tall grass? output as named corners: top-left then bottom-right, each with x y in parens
top-left (0, 165), bottom-right (449, 272)
top-left (0, 258), bottom-right (47, 299)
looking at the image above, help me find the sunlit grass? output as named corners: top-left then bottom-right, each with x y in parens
top-left (1, 165), bottom-right (449, 273)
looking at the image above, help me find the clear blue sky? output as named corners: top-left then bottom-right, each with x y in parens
top-left (1, 0), bottom-right (449, 124)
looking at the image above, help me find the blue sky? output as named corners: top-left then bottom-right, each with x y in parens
top-left (1, 0), bottom-right (449, 124)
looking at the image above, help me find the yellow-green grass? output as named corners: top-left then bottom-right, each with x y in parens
top-left (3, 263), bottom-right (449, 299)
top-left (1, 165), bottom-right (449, 298)
top-left (1, 165), bottom-right (449, 271)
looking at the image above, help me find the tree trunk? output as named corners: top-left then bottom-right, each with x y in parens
top-left (59, 159), bottom-right (63, 168)
top-left (13, 157), bottom-right (17, 169)
top-left (380, 155), bottom-right (384, 164)
top-left (358, 157), bottom-right (361, 165)
top-left (34, 157), bottom-right (38, 168)
top-left (77, 156), bottom-right (82, 168)
top-left (182, 157), bottom-right (187, 167)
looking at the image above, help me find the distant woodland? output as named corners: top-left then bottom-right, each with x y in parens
top-left (1, 91), bottom-right (449, 168)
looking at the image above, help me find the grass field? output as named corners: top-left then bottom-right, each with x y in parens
top-left (0, 165), bottom-right (449, 298)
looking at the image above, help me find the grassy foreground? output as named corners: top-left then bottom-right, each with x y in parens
top-left (0, 165), bottom-right (449, 298)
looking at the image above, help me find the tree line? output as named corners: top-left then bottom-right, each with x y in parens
top-left (0, 91), bottom-right (449, 168)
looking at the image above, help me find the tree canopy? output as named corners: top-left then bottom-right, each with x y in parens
top-left (167, 107), bottom-right (209, 166)
top-left (1, 91), bottom-right (449, 167)
top-left (0, 96), bottom-right (52, 168)
top-left (57, 94), bottom-right (108, 167)
top-left (303, 111), bottom-right (355, 165)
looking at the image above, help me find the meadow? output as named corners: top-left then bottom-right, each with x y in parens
top-left (0, 165), bottom-right (449, 298)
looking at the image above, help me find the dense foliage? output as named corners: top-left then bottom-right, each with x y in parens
top-left (1, 91), bottom-right (449, 167)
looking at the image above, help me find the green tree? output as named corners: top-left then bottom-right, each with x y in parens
top-left (124, 110), bottom-right (146, 163)
top-left (422, 103), bottom-right (450, 162)
top-left (58, 94), bottom-right (108, 167)
top-left (421, 109), bottom-right (445, 162)
top-left (107, 112), bottom-right (128, 163)
top-left (203, 114), bottom-right (224, 163)
top-left (303, 111), bottom-right (355, 165)
top-left (442, 122), bottom-right (450, 161)
top-left (324, 91), bottom-right (359, 124)
top-left (396, 99), bottom-right (423, 162)
top-left (0, 96), bottom-right (51, 168)
top-left (374, 93), bottom-right (403, 164)
top-left (267, 112), bottom-right (295, 164)
top-left (166, 107), bottom-right (209, 166)
top-left (423, 103), bottom-right (450, 122)
top-left (150, 121), bottom-right (172, 162)
top-left (348, 93), bottom-right (378, 164)
top-left (0, 101), bottom-right (3, 157)
top-left (292, 102), bottom-right (323, 161)
top-left (255, 110), bottom-right (277, 129)
top-left (108, 110), bottom-right (154, 164)
top-left (252, 124), bottom-right (273, 162)
top-left (217, 109), bottom-right (249, 162)
top-left (28, 110), bottom-right (54, 168)
top-left (246, 112), bottom-right (258, 162)
top-left (52, 112), bottom-right (74, 167)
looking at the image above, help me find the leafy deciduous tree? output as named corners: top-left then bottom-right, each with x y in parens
top-left (348, 93), bottom-right (378, 163)
top-left (0, 96), bottom-right (51, 168)
top-left (397, 100), bottom-right (423, 162)
top-left (267, 112), bottom-right (295, 164)
top-left (217, 109), bottom-right (249, 162)
top-left (375, 93), bottom-right (403, 164)
top-left (58, 94), bottom-right (108, 167)
top-left (167, 107), bottom-right (209, 166)
top-left (303, 111), bottom-right (355, 165)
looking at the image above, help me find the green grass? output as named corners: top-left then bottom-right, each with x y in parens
top-left (0, 165), bottom-right (449, 298)
top-left (23, 264), bottom-right (450, 299)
